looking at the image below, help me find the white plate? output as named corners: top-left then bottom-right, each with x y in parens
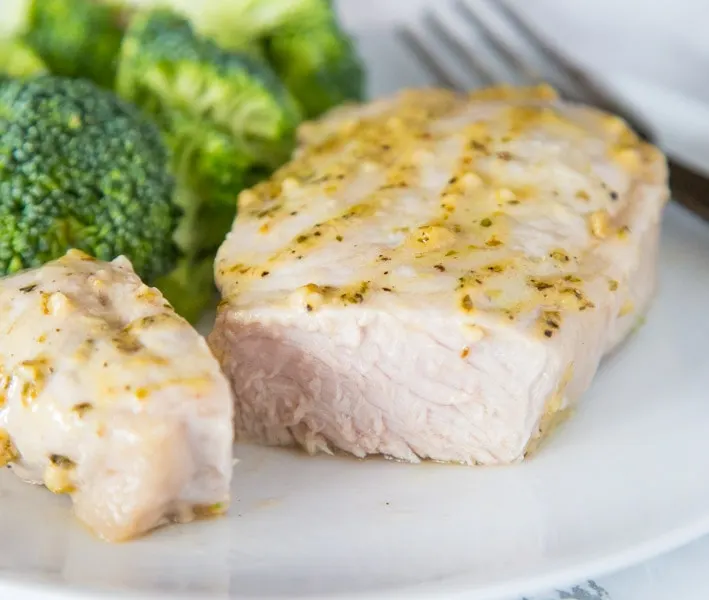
top-left (4, 3), bottom-right (709, 600)
top-left (3, 203), bottom-right (709, 600)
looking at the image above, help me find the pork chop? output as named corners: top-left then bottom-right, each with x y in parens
top-left (210, 85), bottom-right (668, 465)
top-left (0, 250), bottom-right (233, 540)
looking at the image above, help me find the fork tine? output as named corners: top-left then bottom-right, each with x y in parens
top-left (493, 2), bottom-right (624, 106)
top-left (423, 12), bottom-right (497, 86)
top-left (493, 1), bottom-right (595, 85)
top-left (453, 0), bottom-right (538, 84)
top-left (397, 26), bottom-right (465, 92)
top-left (492, 1), bottom-right (655, 139)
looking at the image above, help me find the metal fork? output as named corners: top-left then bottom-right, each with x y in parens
top-left (399, 0), bottom-right (709, 222)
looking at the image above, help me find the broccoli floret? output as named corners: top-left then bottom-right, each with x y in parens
top-left (0, 75), bottom-right (178, 281)
top-left (23, 0), bottom-right (126, 88)
top-left (116, 9), bottom-right (301, 254)
top-left (117, 9), bottom-right (301, 170)
top-left (265, 18), bottom-right (365, 118)
top-left (0, 38), bottom-right (47, 78)
top-left (152, 0), bottom-right (365, 118)
top-left (151, 0), bottom-right (325, 47)
top-left (115, 9), bottom-right (302, 321)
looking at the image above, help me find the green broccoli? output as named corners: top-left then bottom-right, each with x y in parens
top-left (117, 9), bottom-right (301, 173)
top-left (0, 38), bottom-right (47, 78)
top-left (22, 0), bottom-right (126, 88)
top-left (150, 0), bottom-right (326, 48)
top-left (150, 0), bottom-right (365, 118)
top-left (265, 18), bottom-right (365, 118)
top-left (115, 9), bottom-right (302, 317)
top-left (0, 75), bottom-right (178, 281)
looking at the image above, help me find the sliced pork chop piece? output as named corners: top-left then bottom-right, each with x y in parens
top-left (210, 85), bottom-right (669, 465)
top-left (0, 250), bottom-right (233, 541)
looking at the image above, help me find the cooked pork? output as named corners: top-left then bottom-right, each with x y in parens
top-left (210, 85), bottom-right (668, 465)
top-left (0, 250), bottom-right (233, 541)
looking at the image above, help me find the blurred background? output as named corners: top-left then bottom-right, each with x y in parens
top-left (338, 0), bottom-right (709, 103)
top-left (336, 0), bottom-right (709, 174)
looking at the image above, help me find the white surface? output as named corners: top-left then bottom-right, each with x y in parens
top-left (3, 1), bottom-right (709, 599)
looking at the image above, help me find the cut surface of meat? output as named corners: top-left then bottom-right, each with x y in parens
top-left (210, 85), bottom-right (668, 465)
top-left (0, 250), bottom-right (233, 541)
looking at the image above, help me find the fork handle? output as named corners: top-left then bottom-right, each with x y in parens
top-left (668, 159), bottom-right (709, 222)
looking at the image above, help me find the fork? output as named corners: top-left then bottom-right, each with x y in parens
top-left (398, 0), bottom-right (709, 222)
